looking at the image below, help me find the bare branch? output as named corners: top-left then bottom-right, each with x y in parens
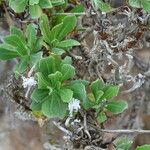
top-left (53, 12), bottom-right (96, 16)
top-left (53, 121), bottom-right (72, 136)
top-left (99, 129), bottom-right (150, 134)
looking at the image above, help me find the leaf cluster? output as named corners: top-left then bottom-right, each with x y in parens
top-left (84, 79), bottom-right (128, 123)
top-left (3, 1), bottom-right (149, 149)
top-left (31, 55), bottom-right (78, 118)
top-left (9, 0), bottom-right (65, 18)
top-left (136, 145), bottom-right (150, 150)
top-left (0, 2), bottom-right (128, 121)
top-left (0, 15), bottom-right (79, 76)
top-left (91, 0), bottom-right (111, 12)
top-left (0, 24), bottom-right (42, 77)
top-left (129, 0), bottom-right (150, 13)
top-left (40, 15), bottom-right (80, 55)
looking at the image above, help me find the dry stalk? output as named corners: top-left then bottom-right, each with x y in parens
top-left (99, 129), bottom-right (150, 134)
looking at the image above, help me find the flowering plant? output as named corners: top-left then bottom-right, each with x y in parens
top-left (0, 0), bottom-right (150, 149)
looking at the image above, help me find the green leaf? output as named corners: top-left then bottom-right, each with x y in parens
top-left (128, 0), bottom-right (141, 8)
top-left (101, 85), bottom-right (119, 100)
top-left (136, 145), bottom-right (150, 150)
top-left (30, 101), bottom-right (42, 111)
top-left (59, 88), bottom-right (73, 103)
top-left (56, 15), bottom-right (77, 41)
top-left (56, 39), bottom-right (80, 48)
top-left (39, 0), bottom-right (52, 8)
top-left (115, 138), bottom-right (133, 150)
top-left (69, 83), bottom-right (86, 101)
top-left (26, 24), bottom-right (37, 50)
top-left (97, 112), bottom-right (107, 123)
top-left (51, 39), bottom-right (59, 46)
top-left (91, 79), bottom-right (104, 102)
top-left (51, 0), bottom-right (65, 6)
top-left (62, 56), bottom-right (72, 65)
top-left (30, 52), bottom-right (43, 65)
top-left (42, 94), bottom-right (67, 119)
top-left (48, 71), bottom-right (62, 81)
top-left (47, 86), bottom-right (53, 95)
top-left (10, 26), bottom-right (26, 44)
top-left (99, 1), bottom-right (111, 12)
top-left (95, 90), bottom-right (104, 103)
top-left (83, 97), bottom-right (96, 109)
top-left (33, 37), bottom-right (43, 52)
top-left (52, 48), bottom-right (65, 55)
top-left (91, 79), bottom-right (104, 94)
top-left (48, 71), bottom-right (63, 88)
top-left (71, 4), bottom-right (85, 13)
top-left (0, 46), bottom-right (19, 60)
top-left (9, 0), bottom-right (28, 13)
top-left (36, 56), bottom-right (55, 76)
top-left (40, 14), bottom-right (51, 44)
top-left (49, 15), bottom-right (77, 43)
top-left (13, 55), bottom-right (29, 77)
top-left (49, 23), bottom-right (63, 42)
top-left (29, 0), bottom-right (39, 5)
top-left (70, 80), bottom-right (90, 86)
top-left (4, 35), bottom-right (27, 56)
top-left (31, 88), bottom-right (49, 102)
top-left (106, 100), bottom-right (128, 114)
top-left (29, 4), bottom-right (42, 18)
top-left (61, 64), bottom-right (75, 81)
top-left (52, 15), bottom-right (65, 27)
top-left (142, 0), bottom-right (150, 12)
top-left (36, 72), bottom-right (50, 89)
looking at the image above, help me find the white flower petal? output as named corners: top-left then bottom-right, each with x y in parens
top-left (68, 98), bottom-right (80, 117)
top-left (22, 76), bottom-right (37, 88)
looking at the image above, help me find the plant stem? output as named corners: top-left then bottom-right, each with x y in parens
top-left (99, 129), bottom-right (150, 134)
top-left (53, 121), bottom-right (72, 136)
top-left (53, 12), bottom-right (96, 16)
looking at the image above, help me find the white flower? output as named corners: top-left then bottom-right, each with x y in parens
top-left (68, 98), bottom-right (80, 117)
top-left (22, 76), bottom-right (37, 88)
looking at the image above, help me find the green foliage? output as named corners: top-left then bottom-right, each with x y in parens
top-left (31, 55), bottom-right (87, 118)
top-left (68, 81), bottom-right (87, 101)
top-left (96, 112), bottom-right (107, 123)
top-left (31, 68), bottom-right (128, 120)
top-left (0, 24), bottom-right (42, 77)
top-left (9, 0), bottom-right (65, 18)
top-left (70, 4), bottom-right (85, 13)
top-left (92, 0), bottom-right (111, 12)
top-left (83, 79), bottom-right (128, 123)
top-left (136, 145), bottom-right (150, 150)
top-left (40, 14), bottom-right (80, 55)
top-left (142, 0), bottom-right (150, 12)
top-left (92, 0), bottom-right (150, 13)
top-left (115, 138), bottom-right (133, 150)
top-left (106, 100), bottom-right (128, 114)
top-left (128, 0), bottom-right (141, 8)
top-left (129, 0), bottom-right (150, 13)
top-left (1, 1), bottom-right (150, 149)
top-left (0, 0), bottom-right (130, 124)
top-left (0, 0), bottom-right (131, 141)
